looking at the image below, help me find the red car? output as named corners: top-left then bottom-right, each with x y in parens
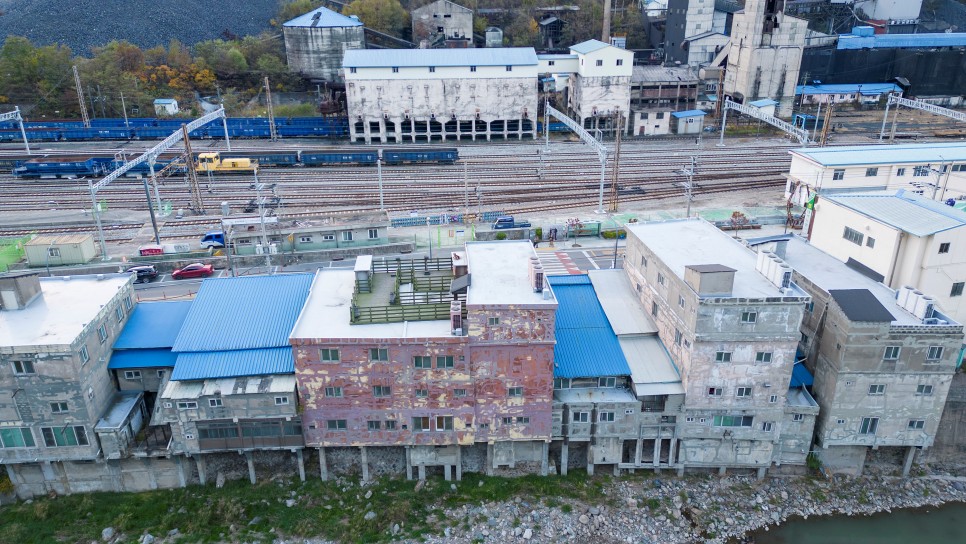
top-left (171, 263), bottom-right (214, 280)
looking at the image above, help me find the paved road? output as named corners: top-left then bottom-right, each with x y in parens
top-left (536, 245), bottom-right (624, 275)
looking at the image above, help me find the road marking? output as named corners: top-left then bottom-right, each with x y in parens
top-left (582, 250), bottom-right (600, 270)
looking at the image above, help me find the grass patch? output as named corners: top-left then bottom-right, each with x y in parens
top-left (0, 471), bottom-right (608, 543)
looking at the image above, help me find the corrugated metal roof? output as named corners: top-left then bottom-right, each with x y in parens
top-left (838, 32), bottom-right (966, 50)
top-left (108, 349), bottom-right (177, 369)
top-left (25, 233), bottom-right (92, 246)
top-left (548, 275), bottom-right (631, 379)
top-left (790, 362), bottom-right (814, 388)
top-left (570, 39), bottom-right (610, 54)
top-left (790, 142), bottom-right (966, 167)
top-left (153, 99), bottom-right (177, 104)
top-left (619, 336), bottom-right (682, 396)
top-left (170, 347), bottom-right (294, 381)
top-left (161, 375), bottom-right (296, 399)
top-left (823, 190), bottom-right (966, 236)
top-left (344, 48), bottom-right (538, 68)
top-left (796, 83), bottom-right (901, 96)
top-left (587, 270), bottom-right (657, 335)
top-left (94, 392), bottom-right (142, 431)
top-left (172, 274), bottom-right (313, 352)
top-left (283, 6), bottom-right (363, 28)
top-left (671, 110), bottom-right (707, 117)
top-left (748, 99), bottom-right (778, 107)
top-left (631, 65), bottom-right (698, 84)
top-left (114, 301), bottom-right (192, 349)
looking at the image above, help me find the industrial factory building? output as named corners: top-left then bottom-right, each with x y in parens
top-left (283, 6), bottom-right (366, 82)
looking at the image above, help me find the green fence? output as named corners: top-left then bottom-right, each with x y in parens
top-left (0, 236), bottom-right (30, 272)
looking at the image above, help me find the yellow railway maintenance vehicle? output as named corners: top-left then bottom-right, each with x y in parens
top-left (195, 152), bottom-right (258, 174)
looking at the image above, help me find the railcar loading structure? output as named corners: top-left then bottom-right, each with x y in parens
top-left (717, 98), bottom-right (811, 146)
top-left (879, 94), bottom-right (966, 142)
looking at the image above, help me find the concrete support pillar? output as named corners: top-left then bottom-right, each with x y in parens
top-left (540, 442), bottom-right (549, 477)
top-left (405, 446), bottom-right (413, 480)
top-left (586, 448), bottom-right (595, 476)
top-left (757, 466), bottom-right (768, 480)
top-left (456, 446), bottom-right (463, 481)
top-left (245, 452), bottom-right (256, 484)
top-left (296, 450), bottom-right (306, 482)
top-left (145, 458), bottom-right (159, 490)
top-left (176, 456), bottom-right (187, 488)
top-left (196, 454), bottom-right (208, 485)
top-left (107, 460), bottom-right (123, 492)
top-left (718, 466), bottom-right (727, 476)
top-left (319, 447), bottom-right (328, 481)
top-left (902, 446), bottom-right (917, 478)
top-left (635, 439), bottom-right (643, 466)
top-left (669, 438), bottom-right (678, 466)
top-left (613, 463), bottom-right (620, 476)
top-left (560, 442), bottom-right (569, 476)
top-left (444, 464), bottom-right (452, 481)
top-left (677, 465), bottom-right (685, 477)
top-left (485, 443), bottom-right (494, 476)
top-left (360, 446), bottom-right (370, 482)
top-left (653, 439), bottom-right (661, 466)
top-left (418, 464), bottom-right (426, 480)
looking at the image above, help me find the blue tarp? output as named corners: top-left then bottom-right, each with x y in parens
top-left (790, 362), bottom-right (814, 388)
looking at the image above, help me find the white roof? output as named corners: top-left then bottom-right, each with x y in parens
top-left (465, 241), bottom-right (557, 307)
top-left (344, 48), bottom-right (538, 68)
top-left (555, 387), bottom-right (638, 403)
top-left (0, 274), bottom-right (131, 347)
top-left (290, 270), bottom-right (452, 339)
top-left (587, 269), bottom-right (657, 335)
top-left (619, 336), bottom-right (684, 396)
top-left (790, 142), bottom-right (966, 167)
top-left (822, 190), bottom-right (966, 237)
top-left (161, 375), bottom-right (296, 399)
top-left (626, 219), bottom-right (785, 299)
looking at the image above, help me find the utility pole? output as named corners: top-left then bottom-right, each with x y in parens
top-left (88, 86), bottom-right (97, 120)
top-left (609, 110), bottom-right (622, 212)
top-left (680, 156), bottom-right (696, 218)
top-left (819, 102), bottom-right (834, 146)
top-left (715, 68), bottom-right (725, 119)
top-left (73, 66), bottom-right (90, 128)
top-left (97, 85), bottom-right (106, 118)
top-left (264, 77), bottom-right (278, 141)
top-left (181, 124), bottom-right (205, 213)
top-left (253, 175), bottom-right (273, 272)
top-left (119, 92), bottom-right (129, 128)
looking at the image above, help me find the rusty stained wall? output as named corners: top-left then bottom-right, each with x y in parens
top-left (294, 305), bottom-right (556, 448)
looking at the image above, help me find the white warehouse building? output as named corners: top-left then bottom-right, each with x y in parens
top-left (343, 48), bottom-right (540, 143)
top-left (566, 40), bottom-right (634, 135)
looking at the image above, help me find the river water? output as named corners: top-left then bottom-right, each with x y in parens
top-left (747, 501), bottom-right (966, 544)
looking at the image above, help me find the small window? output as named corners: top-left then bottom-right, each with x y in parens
top-left (908, 419), bottom-right (925, 430)
top-left (177, 401), bottom-right (198, 410)
top-left (488, 317), bottom-right (500, 326)
top-left (324, 387), bottom-right (343, 398)
top-left (896, 167), bottom-right (906, 176)
top-left (368, 228), bottom-right (379, 240)
top-left (391, 67), bottom-right (399, 73)
top-left (368, 421), bottom-right (381, 430)
top-left (50, 402), bottom-right (68, 414)
top-left (274, 396), bottom-right (290, 405)
top-left (548, 60), bottom-right (555, 66)
top-left (736, 387), bottom-right (753, 398)
top-left (88, 387), bottom-right (94, 400)
top-left (80, 346), bottom-right (89, 364)
top-left (123, 370), bottom-right (141, 380)
top-left (373, 385), bottom-right (391, 398)
top-left (11, 360), bottom-right (35, 375)
top-left (616, 59), bottom-right (624, 66)
top-left (678, 295), bottom-right (685, 307)
top-left (41, 426), bottom-right (88, 447)
top-left (926, 346), bottom-right (944, 361)
top-left (859, 417), bottom-right (879, 435)
top-left (436, 355), bottom-right (454, 369)
top-left (685, 417), bottom-right (695, 423)
top-left (595, 59), bottom-right (603, 67)
top-left (916, 384), bottom-right (934, 396)
top-left (740, 311), bottom-right (758, 323)
top-left (599, 411), bottom-right (615, 422)
top-left (454, 388), bottom-right (467, 397)
top-left (299, 236), bottom-right (312, 243)
top-left (415, 388), bottom-right (428, 398)
top-left (914, 165), bottom-right (930, 177)
top-left (715, 351), bottom-right (732, 363)
top-left (322, 234), bottom-right (335, 241)
top-left (598, 377), bottom-right (616, 388)
top-left (414, 356), bottom-right (432, 369)
top-left (97, 324), bottom-right (108, 343)
top-left (320, 349), bottom-right (340, 363)
top-left (436, 416), bottom-right (454, 431)
top-left (951, 282), bottom-right (964, 297)
top-left (651, 302), bottom-right (659, 317)
top-left (865, 167), bottom-right (878, 177)
top-left (833, 169), bottom-right (844, 180)
top-left (115, 307), bottom-right (124, 324)
top-left (769, 395), bottom-right (778, 403)
top-left (412, 416), bottom-right (431, 431)
top-left (370, 348), bottom-right (388, 362)
top-left (209, 398), bottom-right (222, 407)
top-left (868, 384), bottom-right (886, 396)
top-left (385, 420), bottom-right (397, 430)
top-left (572, 411), bottom-right (590, 423)
top-left (843, 226), bottom-right (864, 246)
top-left (755, 352), bottom-right (773, 363)
top-left (762, 422), bottom-right (774, 432)
top-left (429, 66), bottom-right (436, 73)
top-left (157, 370), bottom-right (165, 378)
top-left (657, 273), bottom-right (666, 285)
top-left (554, 378), bottom-right (571, 389)
top-left (501, 416), bottom-right (513, 425)
top-left (47, 247), bottom-right (60, 257)
top-left (640, 256), bottom-right (648, 268)
top-left (516, 416), bottom-right (530, 424)
top-left (506, 65), bottom-right (512, 71)
top-left (708, 387), bottom-right (722, 397)
top-left (793, 413), bottom-right (805, 422)
top-left (470, 66), bottom-right (477, 72)
top-left (866, 237), bottom-right (875, 248)
top-left (0, 427), bottom-right (35, 448)
top-left (349, 67), bottom-right (357, 74)
top-left (883, 346), bottom-right (900, 360)
top-left (674, 329), bottom-right (683, 345)
top-left (326, 419), bottom-right (347, 430)
top-left (837, 419), bottom-right (846, 424)
top-left (939, 242), bottom-right (951, 254)
top-left (508, 386), bottom-right (523, 397)
top-left (342, 231), bottom-right (353, 242)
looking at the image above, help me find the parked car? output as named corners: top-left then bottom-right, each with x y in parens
top-left (171, 263), bottom-right (214, 280)
top-left (126, 265), bottom-right (158, 283)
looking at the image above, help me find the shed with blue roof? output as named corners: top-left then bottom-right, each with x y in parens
top-left (283, 6), bottom-right (366, 81)
top-left (671, 109), bottom-right (707, 135)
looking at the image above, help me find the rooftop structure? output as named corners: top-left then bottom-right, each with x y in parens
top-left (283, 6), bottom-right (365, 81)
top-left (790, 143), bottom-right (966, 168)
top-left (838, 30), bottom-right (966, 50)
top-left (821, 191), bottom-right (966, 237)
top-left (283, 6), bottom-right (363, 27)
top-left (796, 83), bottom-right (902, 96)
top-left (109, 300), bottom-right (192, 372)
top-left (465, 241), bottom-right (556, 306)
top-left (343, 48), bottom-right (538, 69)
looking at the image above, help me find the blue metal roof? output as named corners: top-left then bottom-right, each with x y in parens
top-left (284, 6), bottom-right (363, 28)
top-left (108, 348), bottom-right (177, 369)
top-left (671, 110), bottom-right (707, 118)
top-left (790, 362), bottom-right (814, 388)
top-left (171, 348), bottom-right (294, 380)
top-left (153, 99), bottom-right (177, 104)
top-left (838, 31), bottom-right (966, 50)
top-left (548, 275), bottom-right (631, 379)
top-left (172, 274), bottom-right (314, 353)
top-left (796, 83), bottom-right (901, 96)
top-left (114, 301), bottom-right (192, 349)
top-left (570, 40), bottom-right (610, 54)
top-left (344, 48), bottom-right (538, 68)
top-left (748, 99), bottom-right (778, 107)
top-left (790, 142), bottom-right (966, 167)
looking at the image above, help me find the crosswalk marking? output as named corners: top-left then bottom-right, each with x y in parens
top-left (537, 251), bottom-right (582, 275)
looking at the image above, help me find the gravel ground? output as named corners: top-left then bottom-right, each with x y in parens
top-left (0, 0), bottom-right (280, 54)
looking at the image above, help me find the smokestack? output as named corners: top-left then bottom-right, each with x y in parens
top-left (602, 0), bottom-right (612, 43)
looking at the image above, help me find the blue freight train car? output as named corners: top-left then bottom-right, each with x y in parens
top-left (301, 151), bottom-right (378, 166)
top-left (383, 148), bottom-right (458, 165)
top-left (13, 157), bottom-right (113, 178)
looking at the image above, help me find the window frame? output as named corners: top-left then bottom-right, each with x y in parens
top-left (208, 398), bottom-right (223, 407)
top-left (951, 282), bottom-right (965, 297)
top-left (369, 348), bottom-right (389, 362)
top-left (41, 425), bottom-right (88, 447)
top-left (883, 346), bottom-right (901, 360)
top-left (868, 384), bottom-right (886, 396)
top-left (0, 427), bottom-right (35, 448)
top-left (714, 351), bottom-right (732, 363)
top-left (413, 355), bottom-right (432, 369)
top-left (599, 411), bottom-right (615, 422)
top-left (939, 242), bottom-right (951, 254)
top-left (916, 384), bottom-right (934, 396)
top-left (50, 401), bottom-right (69, 414)
top-left (436, 355), bottom-right (454, 369)
top-left (865, 167), bottom-right (878, 177)
top-left (326, 419), bottom-right (347, 430)
top-left (373, 385), bottom-right (392, 398)
top-left (274, 396), bottom-right (290, 406)
top-left (435, 416), bottom-right (454, 431)
top-left (11, 360), bottom-right (35, 375)
top-left (740, 311), bottom-right (758, 323)
top-left (736, 386), bottom-right (753, 398)
top-left (176, 401), bottom-right (198, 410)
top-left (507, 386), bottom-right (523, 397)
top-left (843, 226), bottom-right (864, 246)
top-left (908, 419), bottom-right (925, 430)
top-left (832, 169), bottom-right (845, 180)
top-left (368, 228), bottom-right (379, 240)
top-left (319, 348), bottom-right (340, 363)
top-left (755, 351), bottom-right (773, 363)
top-left (123, 370), bottom-right (142, 380)
top-left (926, 346), bottom-right (944, 361)
top-left (859, 416), bottom-right (879, 435)
top-left (324, 386), bottom-right (343, 398)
